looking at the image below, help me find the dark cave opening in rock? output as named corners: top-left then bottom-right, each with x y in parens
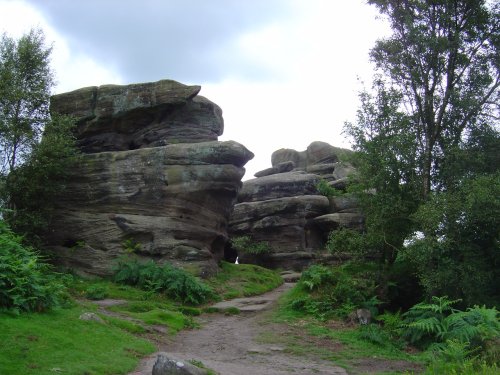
top-left (224, 242), bottom-right (238, 263)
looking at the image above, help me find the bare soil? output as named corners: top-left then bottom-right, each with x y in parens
top-left (125, 283), bottom-right (421, 375)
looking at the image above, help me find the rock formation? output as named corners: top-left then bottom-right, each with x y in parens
top-left (228, 141), bottom-right (363, 270)
top-left (45, 79), bottom-right (253, 277)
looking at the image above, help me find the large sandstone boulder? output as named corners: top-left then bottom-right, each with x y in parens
top-left (271, 141), bottom-right (352, 174)
top-left (50, 80), bottom-right (223, 153)
top-left (46, 80), bottom-right (253, 276)
top-left (228, 142), bottom-right (361, 270)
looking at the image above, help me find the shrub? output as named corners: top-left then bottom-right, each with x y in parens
top-left (326, 228), bottom-right (367, 257)
top-left (84, 285), bottom-right (109, 300)
top-left (230, 235), bottom-right (271, 255)
top-left (1, 115), bottom-right (80, 246)
top-left (289, 264), bottom-right (379, 320)
top-left (402, 296), bottom-right (500, 355)
top-left (0, 220), bottom-right (66, 313)
top-left (113, 258), bottom-right (215, 305)
top-left (316, 179), bottom-right (342, 197)
top-left (357, 323), bottom-right (392, 346)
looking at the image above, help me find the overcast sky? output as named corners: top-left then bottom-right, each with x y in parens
top-left (0, 0), bottom-right (389, 179)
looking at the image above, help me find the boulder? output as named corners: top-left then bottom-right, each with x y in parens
top-left (254, 161), bottom-right (295, 177)
top-left (348, 309), bottom-right (372, 325)
top-left (238, 171), bottom-right (321, 203)
top-left (46, 80), bottom-right (253, 276)
top-left (46, 141), bottom-right (252, 277)
top-left (152, 353), bottom-right (210, 375)
top-left (271, 141), bottom-right (352, 171)
top-left (313, 213), bottom-right (365, 231)
top-left (50, 80), bottom-right (223, 153)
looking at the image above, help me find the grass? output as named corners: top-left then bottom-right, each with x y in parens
top-left (188, 359), bottom-right (218, 375)
top-left (0, 262), bottom-right (285, 375)
top-left (100, 314), bottom-right (147, 334)
top-left (268, 284), bottom-right (426, 374)
top-left (208, 261), bottom-right (283, 299)
top-left (68, 277), bottom-right (160, 301)
top-left (109, 303), bottom-right (194, 334)
top-left (70, 277), bottom-right (195, 333)
top-left (0, 306), bottom-right (155, 375)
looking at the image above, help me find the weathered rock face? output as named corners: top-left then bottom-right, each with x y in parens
top-left (46, 80), bottom-right (253, 276)
top-left (50, 80), bottom-right (223, 153)
top-left (228, 141), bottom-right (362, 270)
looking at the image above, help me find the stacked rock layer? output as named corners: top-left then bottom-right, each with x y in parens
top-left (229, 141), bottom-right (363, 270)
top-left (46, 80), bottom-right (253, 276)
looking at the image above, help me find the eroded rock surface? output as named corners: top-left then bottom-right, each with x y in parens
top-left (228, 141), bottom-right (362, 270)
top-left (50, 80), bottom-right (223, 153)
top-left (46, 80), bottom-right (253, 276)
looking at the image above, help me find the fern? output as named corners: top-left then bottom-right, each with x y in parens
top-left (402, 296), bottom-right (499, 355)
top-left (377, 310), bottom-right (403, 337)
top-left (410, 296), bottom-right (461, 315)
top-left (113, 258), bottom-right (215, 305)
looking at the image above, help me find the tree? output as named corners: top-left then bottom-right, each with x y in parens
top-left (368, 0), bottom-right (499, 198)
top-left (400, 173), bottom-right (500, 305)
top-left (0, 28), bottom-right (54, 175)
top-left (342, 1), bottom-right (500, 306)
top-left (3, 115), bottom-right (79, 244)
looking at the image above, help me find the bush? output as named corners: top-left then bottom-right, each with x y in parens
top-left (316, 179), bottom-right (342, 197)
top-left (0, 220), bottom-right (66, 313)
top-left (289, 264), bottom-right (379, 320)
top-left (401, 296), bottom-right (500, 358)
top-left (1, 115), bottom-right (79, 246)
top-left (84, 285), bottom-right (109, 300)
top-left (400, 173), bottom-right (500, 306)
top-left (326, 228), bottom-right (367, 257)
top-left (113, 258), bottom-right (215, 305)
top-left (230, 235), bottom-right (271, 255)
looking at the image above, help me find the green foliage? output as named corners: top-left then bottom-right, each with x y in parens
top-left (223, 306), bottom-right (241, 315)
top-left (289, 264), bottom-right (379, 320)
top-left (84, 284), bottom-right (109, 300)
top-left (357, 323), bottom-right (393, 347)
top-left (0, 28), bottom-right (54, 174)
top-left (1, 114), bottom-right (79, 245)
top-left (367, 0), bottom-right (499, 198)
top-left (208, 261), bottom-right (282, 299)
top-left (113, 306), bottom-right (194, 333)
top-left (343, 0), bottom-right (500, 312)
top-left (188, 359), bottom-right (217, 375)
top-left (425, 358), bottom-right (499, 375)
top-left (326, 228), bottom-right (367, 258)
top-left (101, 314), bottom-right (147, 334)
top-left (0, 220), bottom-right (66, 313)
top-left (113, 257), bottom-right (215, 305)
top-left (400, 173), bottom-right (500, 305)
top-left (122, 238), bottom-right (141, 254)
top-left (230, 235), bottom-right (271, 255)
top-left (315, 179), bottom-right (341, 197)
top-left (0, 306), bottom-right (155, 374)
top-left (401, 296), bottom-right (500, 355)
top-left (376, 310), bottom-right (403, 338)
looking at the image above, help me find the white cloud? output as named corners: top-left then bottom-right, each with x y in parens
top-left (0, 0), bottom-right (122, 93)
top-left (1, 0), bottom-right (390, 180)
top-left (204, 0), bottom-right (390, 178)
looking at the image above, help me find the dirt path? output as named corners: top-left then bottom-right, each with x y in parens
top-left (128, 282), bottom-right (348, 375)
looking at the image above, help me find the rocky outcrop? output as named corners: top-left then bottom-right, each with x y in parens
top-left (46, 80), bottom-right (253, 277)
top-left (50, 80), bottom-right (223, 153)
top-left (228, 141), bottom-right (361, 270)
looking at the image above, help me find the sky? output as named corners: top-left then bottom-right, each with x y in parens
top-left (0, 0), bottom-right (389, 179)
